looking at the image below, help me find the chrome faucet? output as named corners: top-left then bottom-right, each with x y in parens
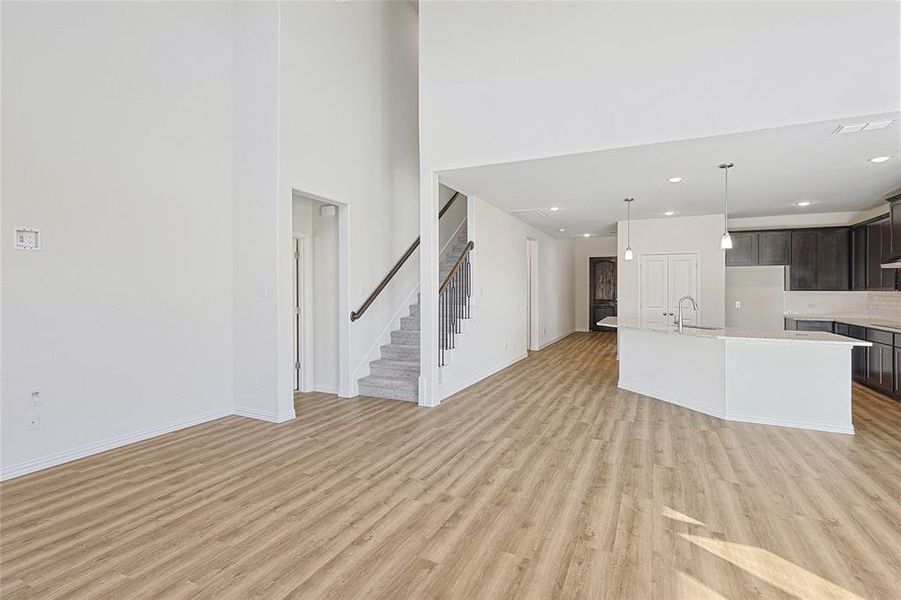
top-left (676, 295), bottom-right (698, 332)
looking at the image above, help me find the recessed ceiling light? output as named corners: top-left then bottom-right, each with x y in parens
top-left (869, 155), bottom-right (892, 163)
top-left (797, 201), bottom-right (811, 207)
top-left (582, 233), bottom-right (591, 238)
top-left (664, 211), bottom-right (675, 216)
top-left (667, 177), bottom-right (684, 183)
top-left (558, 228), bottom-right (566, 232)
top-left (549, 206), bottom-right (560, 211)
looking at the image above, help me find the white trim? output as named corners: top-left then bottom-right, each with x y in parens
top-left (233, 405), bottom-right (296, 423)
top-left (619, 380), bottom-right (854, 435)
top-left (311, 383), bottom-right (339, 395)
top-left (437, 352), bottom-right (528, 402)
top-left (619, 379), bottom-right (725, 418)
top-left (538, 329), bottom-right (576, 350)
top-left (575, 327), bottom-right (590, 332)
top-left (0, 408), bottom-right (232, 481)
top-left (351, 284), bottom-right (420, 390)
top-left (723, 409), bottom-right (854, 435)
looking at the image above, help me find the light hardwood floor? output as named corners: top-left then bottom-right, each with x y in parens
top-left (1, 332), bottom-right (900, 599)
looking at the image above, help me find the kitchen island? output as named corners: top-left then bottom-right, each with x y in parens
top-left (600, 317), bottom-right (870, 434)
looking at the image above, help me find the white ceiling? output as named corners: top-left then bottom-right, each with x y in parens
top-left (439, 113), bottom-right (901, 238)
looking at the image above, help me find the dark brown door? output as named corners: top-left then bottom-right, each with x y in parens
top-left (589, 257), bottom-right (617, 331)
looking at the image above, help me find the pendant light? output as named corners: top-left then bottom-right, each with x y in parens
top-left (719, 162), bottom-right (734, 250)
top-left (623, 198), bottom-right (634, 261)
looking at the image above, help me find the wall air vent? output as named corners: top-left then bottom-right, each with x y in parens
top-left (834, 120), bottom-right (894, 134)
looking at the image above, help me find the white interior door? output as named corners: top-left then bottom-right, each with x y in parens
top-left (640, 254), bottom-right (670, 323)
top-left (668, 253), bottom-right (699, 325)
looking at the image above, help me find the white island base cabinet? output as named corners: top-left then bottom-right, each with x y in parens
top-left (615, 326), bottom-right (860, 434)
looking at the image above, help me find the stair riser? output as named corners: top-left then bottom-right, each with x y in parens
top-left (381, 346), bottom-right (419, 361)
top-left (400, 317), bottom-right (419, 331)
top-left (391, 331), bottom-right (420, 345)
top-left (409, 304), bottom-right (420, 317)
top-left (358, 385), bottom-right (418, 403)
top-left (370, 366), bottom-right (420, 379)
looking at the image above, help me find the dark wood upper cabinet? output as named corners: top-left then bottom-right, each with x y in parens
top-left (758, 231), bottom-right (790, 265)
top-left (789, 229), bottom-right (818, 290)
top-left (889, 195), bottom-right (901, 260)
top-left (851, 226), bottom-right (867, 290)
top-left (865, 218), bottom-right (896, 290)
top-left (789, 228), bottom-right (850, 291)
top-left (725, 232), bottom-right (758, 266)
top-left (817, 228), bottom-right (850, 290)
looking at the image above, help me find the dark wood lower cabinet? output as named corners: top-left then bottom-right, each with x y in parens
top-left (852, 346), bottom-right (868, 383)
top-left (866, 342), bottom-right (894, 394)
top-left (895, 348), bottom-right (901, 400)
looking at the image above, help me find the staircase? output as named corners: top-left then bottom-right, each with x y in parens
top-left (357, 228), bottom-right (470, 402)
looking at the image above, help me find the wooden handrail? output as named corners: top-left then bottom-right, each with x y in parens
top-left (350, 192), bottom-right (461, 322)
top-left (439, 241), bottom-right (474, 294)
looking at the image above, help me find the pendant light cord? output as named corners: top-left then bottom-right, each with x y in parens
top-left (723, 165), bottom-right (728, 233)
top-left (627, 199), bottom-right (631, 247)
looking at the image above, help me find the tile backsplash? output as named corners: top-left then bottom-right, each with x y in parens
top-left (784, 291), bottom-right (901, 321)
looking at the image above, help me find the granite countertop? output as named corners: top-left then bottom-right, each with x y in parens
top-left (599, 317), bottom-right (871, 347)
top-left (785, 315), bottom-right (901, 335)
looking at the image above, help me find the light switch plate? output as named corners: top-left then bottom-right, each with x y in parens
top-left (15, 228), bottom-right (41, 251)
top-left (734, 301), bottom-right (742, 309)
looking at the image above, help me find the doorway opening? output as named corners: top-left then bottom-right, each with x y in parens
top-left (589, 257), bottom-right (617, 331)
top-left (292, 192), bottom-right (341, 394)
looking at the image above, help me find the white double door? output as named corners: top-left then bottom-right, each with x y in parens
top-left (640, 253), bottom-right (699, 325)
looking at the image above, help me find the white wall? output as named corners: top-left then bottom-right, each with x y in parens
top-left (617, 215), bottom-right (726, 327)
top-left (419, 1), bottom-right (899, 170)
top-left (232, 2), bottom-right (286, 421)
top-left (278, 1), bottom-right (421, 397)
top-left (437, 198), bottom-right (574, 400)
top-left (538, 236), bottom-right (575, 348)
top-left (572, 236), bottom-right (618, 331)
top-left (1, 2), bottom-right (236, 476)
top-left (729, 206), bottom-right (890, 231)
top-left (726, 266), bottom-right (786, 331)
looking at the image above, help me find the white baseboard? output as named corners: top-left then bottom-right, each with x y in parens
top-left (575, 327), bottom-right (590, 332)
top-left (723, 409), bottom-right (853, 435)
top-left (538, 328), bottom-right (576, 350)
top-left (0, 408), bottom-right (232, 482)
top-left (619, 380), bottom-right (853, 435)
top-left (619, 380), bottom-right (725, 419)
top-left (437, 352), bottom-right (528, 403)
top-left (233, 405), bottom-right (296, 424)
top-left (311, 383), bottom-right (339, 395)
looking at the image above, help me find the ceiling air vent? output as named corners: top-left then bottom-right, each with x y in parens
top-left (510, 208), bottom-right (553, 223)
top-left (834, 120), bottom-right (894, 134)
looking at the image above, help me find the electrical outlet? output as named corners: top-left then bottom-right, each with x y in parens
top-left (504, 341), bottom-right (508, 350)
top-left (28, 388), bottom-right (42, 407)
top-left (26, 414), bottom-right (40, 430)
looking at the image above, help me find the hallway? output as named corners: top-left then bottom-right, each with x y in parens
top-left (1, 333), bottom-right (899, 599)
